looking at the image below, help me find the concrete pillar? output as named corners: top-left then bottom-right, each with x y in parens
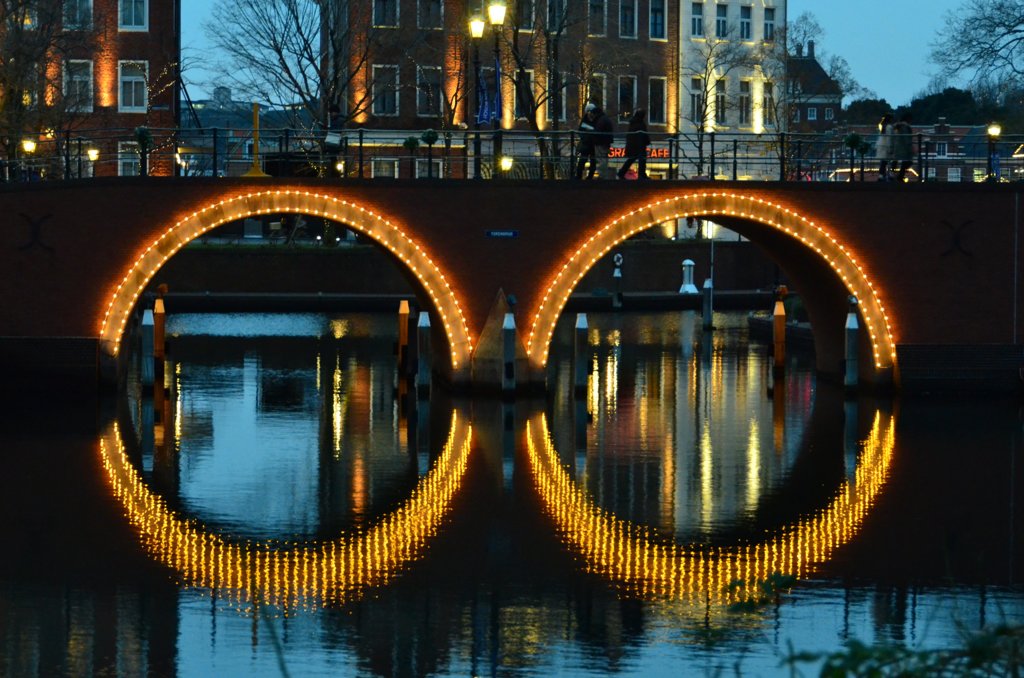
top-left (701, 278), bottom-right (714, 330)
top-left (612, 252), bottom-right (624, 309)
top-left (679, 259), bottom-right (698, 294)
top-left (141, 309), bottom-right (154, 388)
top-left (574, 313), bottom-right (588, 396)
top-left (844, 296), bottom-right (859, 394)
top-left (416, 311), bottom-right (431, 398)
top-left (502, 312), bottom-right (516, 395)
top-left (773, 298), bottom-right (786, 376)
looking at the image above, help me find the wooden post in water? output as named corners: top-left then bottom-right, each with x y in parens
top-left (772, 295), bottom-right (786, 377)
top-left (397, 300), bottom-right (410, 379)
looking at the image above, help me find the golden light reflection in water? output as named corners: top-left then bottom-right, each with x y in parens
top-left (526, 410), bottom-right (895, 610)
top-left (99, 412), bottom-right (472, 613)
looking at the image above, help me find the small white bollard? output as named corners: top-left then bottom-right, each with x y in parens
top-left (679, 259), bottom-right (698, 294)
top-left (772, 297), bottom-right (786, 376)
top-left (416, 311), bottom-right (431, 397)
top-left (141, 309), bottom-right (154, 388)
top-left (701, 278), bottom-right (714, 329)
top-left (844, 296), bottom-right (859, 393)
top-left (574, 313), bottom-right (588, 396)
top-left (502, 312), bottom-right (516, 395)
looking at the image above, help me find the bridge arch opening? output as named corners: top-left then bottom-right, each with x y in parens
top-left (99, 190), bottom-right (473, 374)
top-left (526, 191), bottom-right (897, 384)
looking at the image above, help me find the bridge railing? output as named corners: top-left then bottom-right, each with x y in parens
top-left (3, 126), bottom-right (1022, 183)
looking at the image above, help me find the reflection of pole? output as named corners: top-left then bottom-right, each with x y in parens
top-left (843, 400), bottom-right (858, 486)
top-left (574, 313), bottom-right (588, 395)
top-left (772, 296), bottom-right (786, 377)
top-left (501, 312), bottom-right (516, 395)
top-left (397, 300), bottom-right (410, 382)
top-left (416, 311), bottom-right (432, 398)
top-left (612, 252), bottom-right (623, 309)
top-left (844, 295), bottom-right (859, 394)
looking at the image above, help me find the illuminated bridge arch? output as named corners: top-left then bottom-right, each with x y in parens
top-left (99, 190), bottom-right (473, 371)
top-left (526, 191), bottom-right (896, 377)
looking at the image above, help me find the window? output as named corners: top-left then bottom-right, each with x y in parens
top-left (65, 60), bottom-right (93, 112)
top-left (619, 0), bottom-right (636, 37)
top-left (739, 5), bottom-right (751, 40)
top-left (416, 66), bottom-right (441, 116)
top-left (807, 107), bottom-right (817, 121)
top-left (691, 3), bottom-right (703, 37)
top-left (416, 158), bottom-right (443, 178)
top-left (764, 7), bottom-right (775, 41)
top-left (763, 81), bottom-right (775, 125)
top-left (935, 141), bottom-right (948, 157)
top-left (587, 73), bottom-right (606, 108)
top-left (547, 75), bottom-right (567, 121)
top-left (118, 61), bottom-right (147, 112)
top-left (514, 70), bottom-right (534, 119)
top-left (947, 167), bottom-right (961, 182)
top-left (825, 107), bottom-right (834, 121)
top-left (517, 0), bottom-right (534, 29)
top-left (418, 0), bottom-right (441, 28)
top-left (64, 0), bottom-right (92, 29)
top-left (738, 80), bottom-right (751, 125)
top-left (927, 167), bottom-right (937, 179)
top-left (715, 4), bottom-right (727, 38)
top-left (648, 77), bottom-right (665, 124)
top-left (371, 158), bottom-right (398, 178)
top-left (649, 0), bottom-right (664, 39)
top-left (588, 0), bottom-right (604, 35)
top-left (792, 108), bottom-right (800, 123)
top-left (689, 77), bottom-right (703, 123)
top-left (372, 64), bottom-right (399, 116)
top-left (548, 0), bottom-right (564, 28)
top-left (118, 141), bottom-right (140, 176)
top-left (373, 0), bottom-right (397, 26)
top-left (715, 79), bottom-right (726, 124)
top-left (618, 75), bottom-right (636, 119)
top-left (119, 0), bottom-right (146, 30)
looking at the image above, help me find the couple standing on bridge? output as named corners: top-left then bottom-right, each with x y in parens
top-left (876, 113), bottom-right (914, 182)
top-left (574, 104), bottom-right (651, 181)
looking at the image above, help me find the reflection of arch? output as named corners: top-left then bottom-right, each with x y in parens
top-left (99, 411), bottom-right (472, 611)
top-left (525, 410), bottom-right (894, 608)
top-left (98, 190), bottom-right (472, 371)
top-left (527, 192), bottom-right (896, 376)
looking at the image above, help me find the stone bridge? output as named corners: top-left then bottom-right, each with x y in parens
top-left (2, 177), bottom-right (1022, 393)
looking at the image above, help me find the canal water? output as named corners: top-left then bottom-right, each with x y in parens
top-left (2, 310), bottom-right (1022, 676)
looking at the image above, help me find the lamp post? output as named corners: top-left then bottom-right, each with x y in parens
top-left (487, 0), bottom-right (506, 166)
top-left (21, 138), bottom-right (36, 181)
top-left (469, 15), bottom-right (485, 179)
top-left (987, 122), bottom-right (1002, 182)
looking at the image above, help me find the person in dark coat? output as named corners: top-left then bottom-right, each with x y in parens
top-left (892, 113), bottom-right (914, 182)
top-left (574, 103), bottom-right (598, 179)
top-left (591, 105), bottom-right (614, 179)
top-left (617, 109), bottom-right (650, 180)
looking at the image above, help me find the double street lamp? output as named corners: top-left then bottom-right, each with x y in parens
top-left (469, 0), bottom-right (505, 177)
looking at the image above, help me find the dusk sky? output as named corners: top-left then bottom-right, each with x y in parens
top-left (181, 0), bottom-right (968, 107)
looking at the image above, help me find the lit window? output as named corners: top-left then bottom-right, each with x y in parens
top-left (416, 66), bottom-right (441, 116)
top-left (587, 73), bottom-right (605, 108)
top-left (417, 0), bottom-right (441, 28)
top-left (619, 0), bottom-right (636, 38)
top-left (373, 0), bottom-right (398, 27)
top-left (739, 5), bottom-right (751, 40)
top-left (118, 61), bottom-right (147, 112)
top-left (371, 158), bottom-right (398, 178)
top-left (372, 65), bottom-right (399, 116)
top-left (715, 4), bottom-right (727, 38)
top-left (588, 0), bottom-right (605, 35)
top-left (119, 0), bottom-right (147, 30)
top-left (649, 0), bottom-right (664, 39)
top-left (118, 141), bottom-right (140, 176)
top-left (947, 166), bottom-right (960, 182)
top-left (416, 158), bottom-right (443, 178)
top-left (648, 77), bottom-right (666, 124)
top-left (691, 3), bottom-right (703, 37)
top-left (65, 60), bottom-right (93, 112)
top-left (64, 0), bottom-right (92, 29)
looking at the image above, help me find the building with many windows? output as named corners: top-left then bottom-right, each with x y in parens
top-left (8, 0), bottom-right (179, 178)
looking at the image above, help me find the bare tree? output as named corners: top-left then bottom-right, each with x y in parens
top-left (205, 0), bottom-right (375, 130)
top-left (931, 0), bottom-right (1024, 88)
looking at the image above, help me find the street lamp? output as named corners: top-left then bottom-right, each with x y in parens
top-left (487, 0), bottom-right (506, 168)
top-left (987, 122), bottom-right (1002, 182)
top-left (469, 15), bottom-right (485, 179)
top-left (21, 138), bottom-right (36, 154)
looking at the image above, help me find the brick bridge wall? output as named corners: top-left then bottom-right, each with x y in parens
top-left (1, 178), bottom-right (1021, 392)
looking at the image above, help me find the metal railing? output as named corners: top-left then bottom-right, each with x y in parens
top-left (3, 126), bottom-right (1022, 183)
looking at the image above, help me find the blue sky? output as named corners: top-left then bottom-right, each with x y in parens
top-left (181, 0), bottom-right (967, 107)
